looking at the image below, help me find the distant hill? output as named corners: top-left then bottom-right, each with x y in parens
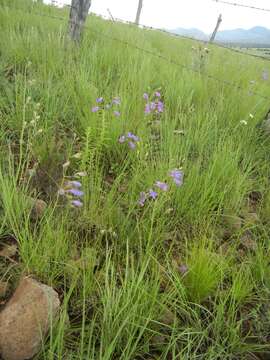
top-left (169, 26), bottom-right (270, 46)
top-left (169, 27), bottom-right (208, 41)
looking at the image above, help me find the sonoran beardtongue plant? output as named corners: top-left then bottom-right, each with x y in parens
top-left (71, 200), bottom-right (83, 208)
top-left (169, 169), bottom-right (184, 187)
top-left (138, 188), bottom-right (162, 206)
top-left (138, 184), bottom-right (166, 207)
top-left (143, 91), bottom-right (164, 115)
top-left (92, 96), bottom-right (121, 117)
top-left (68, 180), bottom-right (82, 188)
top-left (139, 192), bottom-right (147, 207)
top-left (66, 189), bottom-right (84, 197)
top-left (138, 169), bottom-right (184, 207)
top-left (118, 132), bottom-right (140, 150)
top-left (92, 106), bottom-right (99, 113)
top-left (149, 189), bottom-right (158, 199)
top-left (127, 132), bottom-right (139, 142)
top-left (155, 181), bottom-right (168, 191)
top-left (128, 141), bottom-right (136, 150)
top-left (58, 179), bottom-right (84, 208)
top-left (143, 93), bottom-right (149, 100)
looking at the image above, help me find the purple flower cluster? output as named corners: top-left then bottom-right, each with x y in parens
top-left (155, 181), bottom-right (168, 191)
top-left (169, 169), bottom-right (184, 187)
top-left (138, 181), bottom-right (167, 207)
top-left (92, 96), bottom-right (121, 117)
top-left (144, 91), bottom-right (164, 115)
top-left (138, 169), bottom-right (184, 207)
top-left (58, 180), bottom-right (84, 208)
top-left (118, 132), bottom-right (140, 150)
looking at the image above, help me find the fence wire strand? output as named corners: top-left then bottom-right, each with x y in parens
top-left (52, 0), bottom-right (270, 63)
top-left (1, 3), bottom-right (270, 102)
top-left (38, 0), bottom-right (270, 63)
top-left (213, 0), bottom-right (270, 12)
top-left (93, 12), bottom-right (270, 63)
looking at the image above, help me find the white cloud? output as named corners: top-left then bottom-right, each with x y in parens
top-left (45, 0), bottom-right (270, 33)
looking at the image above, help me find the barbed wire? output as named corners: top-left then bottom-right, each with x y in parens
top-left (43, 0), bottom-right (270, 62)
top-left (213, 0), bottom-right (270, 12)
top-left (96, 13), bottom-right (270, 62)
top-left (2, 3), bottom-right (270, 102)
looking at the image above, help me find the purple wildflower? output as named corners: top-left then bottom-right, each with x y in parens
top-left (169, 169), bottom-right (184, 187)
top-left (118, 135), bottom-right (126, 143)
top-left (155, 91), bottom-right (161, 98)
top-left (143, 93), bottom-right (149, 100)
top-left (149, 189), bottom-right (158, 199)
top-left (114, 111), bottom-right (120, 117)
top-left (119, 132), bottom-right (139, 150)
top-left (92, 106), bottom-right (99, 113)
top-left (155, 181), bottom-right (169, 192)
top-left (71, 200), bottom-right (83, 208)
top-left (112, 97), bottom-right (121, 105)
top-left (128, 141), bottom-right (136, 150)
top-left (67, 180), bottom-right (82, 188)
top-left (127, 132), bottom-right (139, 142)
top-left (67, 189), bottom-right (84, 197)
top-left (96, 97), bottom-right (104, 103)
top-left (150, 102), bottom-right (156, 110)
top-left (138, 192), bottom-right (147, 207)
top-left (144, 104), bottom-right (151, 114)
top-left (157, 101), bottom-right (164, 113)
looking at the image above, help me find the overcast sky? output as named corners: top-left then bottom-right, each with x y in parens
top-left (44, 0), bottom-right (270, 33)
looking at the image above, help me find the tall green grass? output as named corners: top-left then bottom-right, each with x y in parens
top-left (1, 0), bottom-right (270, 358)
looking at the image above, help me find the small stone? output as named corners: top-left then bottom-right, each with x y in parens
top-left (0, 276), bottom-right (60, 360)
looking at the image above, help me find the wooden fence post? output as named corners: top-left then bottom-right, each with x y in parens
top-left (135, 0), bottom-right (143, 25)
top-left (107, 8), bottom-right (115, 22)
top-left (68, 0), bottom-right (92, 41)
top-left (210, 14), bottom-right (222, 42)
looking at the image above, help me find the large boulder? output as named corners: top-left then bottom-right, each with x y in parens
top-left (0, 276), bottom-right (60, 360)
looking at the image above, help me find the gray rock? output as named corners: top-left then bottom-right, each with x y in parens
top-left (0, 277), bottom-right (60, 360)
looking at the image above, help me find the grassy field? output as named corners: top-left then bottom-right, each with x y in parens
top-left (252, 48), bottom-right (270, 59)
top-left (1, 0), bottom-right (270, 359)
